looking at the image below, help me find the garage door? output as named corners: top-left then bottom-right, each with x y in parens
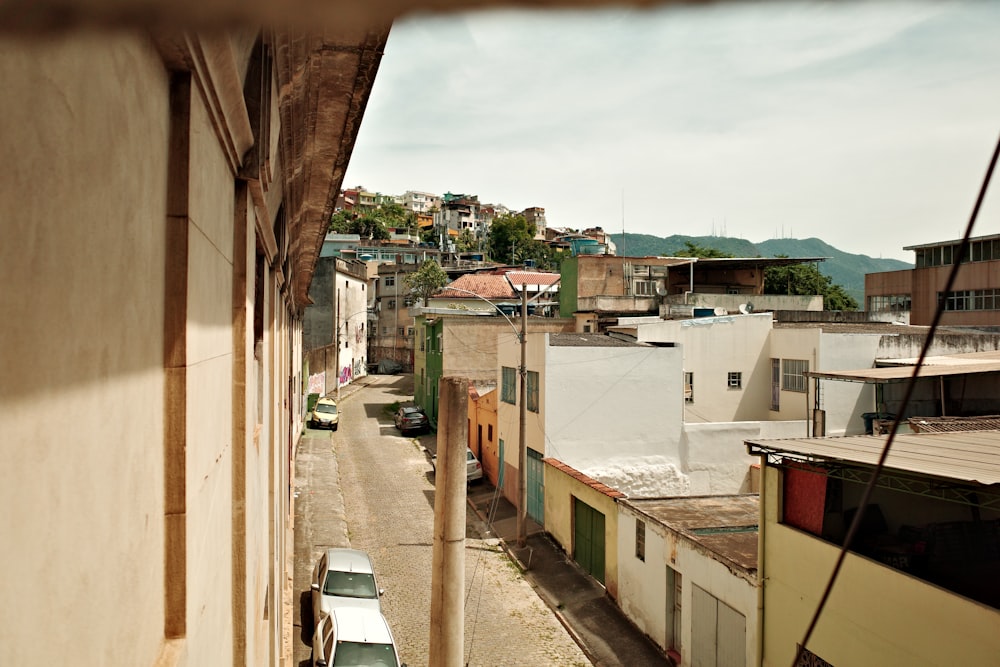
top-left (573, 498), bottom-right (605, 584)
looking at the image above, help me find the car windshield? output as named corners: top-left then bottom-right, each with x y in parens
top-left (323, 571), bottom-right (377, 599)
top-left (333, 641), bottom-right (398, 667)
top-left (402, 407), bottom-right (422, 415)
top-left (467, 451), bottom-right (475, 461)
top-left (316, 403), bottom-right (338, 414)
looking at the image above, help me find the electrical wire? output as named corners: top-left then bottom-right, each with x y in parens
top-left (791, 132), bottom-right (1000, 666)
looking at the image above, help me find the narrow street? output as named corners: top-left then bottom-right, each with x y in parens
top-left (293, 375), bottom-right (589, 666)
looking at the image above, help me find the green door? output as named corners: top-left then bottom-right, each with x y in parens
top-left (526, 448), bottom-right (544, 525)
top-left (573, 499), bottom-right (606, 584)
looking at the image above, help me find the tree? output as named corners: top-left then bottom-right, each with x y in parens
top-left (486, 213), bottom-right (534, 264)
top-left (764, 259), bottom-right (858, 311)
top-left (455, 229), bottom-right (478, 253)
top-left (328, 209), bottom-right (390, 240)
top-left (404, 260), bottom-right (448, 305)
top-left (673, 241), bottom-right (734, 258)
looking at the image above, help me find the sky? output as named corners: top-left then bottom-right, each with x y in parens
top-left (343, 1), bottom-right (1000, 261)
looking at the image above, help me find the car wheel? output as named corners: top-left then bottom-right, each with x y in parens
top-left (332, 424), bottom-right (338, 431)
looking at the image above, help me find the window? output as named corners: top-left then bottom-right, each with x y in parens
top-left (382, 327), bottom-right (388, 335)
top-left (940, 288), bottom-right (1000, 311)
top-left (384, 276), bottom-right (395, 287)
top-left (501, 366), bottom-right (517, 404)
top-left (527, 370), bottom-right (539, 413)
top-left (583, 324), bottom-right (592, 333)
top-left (404, 296), bottom-right (413, 307)
top-left (727, 371), bottom-right (742, 389)
top-left (397, 327), bottom-right (405, 336)
top-left (634, 280), bottom-right (655, 296)
top-left (683, 372), bottom-right (694, 403)
top-left (770, 358), bottom-right (780, 411)
top-left (407, 327), bottom-right (414, 337)
top-left (387, 299), bottom-right (396, 309)
top-left (487, 424), bottom-right (493, 442)
top-left (635, 519), bottom-right (645, 561)
top-left (782, 359), bottom-right (809, 393)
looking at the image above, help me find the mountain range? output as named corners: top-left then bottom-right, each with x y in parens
top-left (609, 234), bottom-right (912, 306)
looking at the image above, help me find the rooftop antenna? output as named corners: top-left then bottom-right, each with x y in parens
top-left (621, 188), bottom-right (626, 257)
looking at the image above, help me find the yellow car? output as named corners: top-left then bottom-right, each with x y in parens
top-left (310, 398), bottom-right (339, 431)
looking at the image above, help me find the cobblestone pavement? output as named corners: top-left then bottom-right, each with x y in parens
top-left (292, 375), bottom-right (590, 667)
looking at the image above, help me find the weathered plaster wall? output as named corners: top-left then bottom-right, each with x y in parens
top-left (634, 313), bottom-right (774, 423)
top-left (681, 420), bottom-right (806, 494)
top-left (0, 32), bottom-right (170, 666)
top-left (617, 505), bottom-right (758, 667)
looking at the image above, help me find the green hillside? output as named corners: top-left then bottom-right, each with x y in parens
top-left (611, 233), bottom-right (911, 306)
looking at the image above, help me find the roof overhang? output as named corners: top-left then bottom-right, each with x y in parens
top-left (746, 431), bottom-right (1000, 486)
top-left (806, 351), bottom-right (1000, 383)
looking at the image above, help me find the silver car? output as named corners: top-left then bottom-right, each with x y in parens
top-left (311, 548), bottom-right (383, 623)
top-left (312, 607), bottom-right (406, 667)
top-left (430, 448), bottom-right (483, 484)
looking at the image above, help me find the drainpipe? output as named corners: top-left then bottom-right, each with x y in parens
top-left (756, 455), bottom-right (766, 667)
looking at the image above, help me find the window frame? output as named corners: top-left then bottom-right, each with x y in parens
top-left (526, 370), bottom-right (539, 413)
top-left (501, 366), bottom-right (517, 404)
top-left (782, 359), bottom-right (809, 393)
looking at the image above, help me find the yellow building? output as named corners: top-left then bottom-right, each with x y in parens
top-left (747, 431), bottom-right (1000, 666)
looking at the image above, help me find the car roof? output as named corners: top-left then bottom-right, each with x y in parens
top-left (401, 405), bottom-right (424, 412)
top-left (331, 607), bottom-right (395, 645)
top-left (316, 398), bottom-right (337, 407)
top-left (323, 548), bottom-right (375, 574)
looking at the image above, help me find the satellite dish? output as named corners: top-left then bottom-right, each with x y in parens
top-left (738, 303), bottom-right (754, 314)
top-left (746, 302), bottom-right (754, 313)
top-left (655, 285), bottom-right (669, 297)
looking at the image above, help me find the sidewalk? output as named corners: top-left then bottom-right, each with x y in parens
top-left (466, 483), bottom-right (672, 667)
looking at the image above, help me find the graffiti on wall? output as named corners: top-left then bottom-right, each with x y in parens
top-left (308, 372), bottom-right (325, 396)
top-left (339, 365), bottom-right (353, 386)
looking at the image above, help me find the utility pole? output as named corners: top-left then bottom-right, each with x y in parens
top-left (334, 282), bottom-right (341, 401)
top-left (516, 285), bottom-right (528, 548)
top-left (429, 376), bottom-right (467, 667)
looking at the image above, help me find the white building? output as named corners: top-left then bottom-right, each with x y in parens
top-left (397, 190), bottom-right (441, 213)
top-left (618, 496), bottom-right (759, 667)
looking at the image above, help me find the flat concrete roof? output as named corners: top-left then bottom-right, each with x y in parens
top-left (745, 431), bottom-right (1000, 486)
top-left (623, 495), bottom-right (759, 571)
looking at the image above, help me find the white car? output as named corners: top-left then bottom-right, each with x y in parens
top-left (430, 448), bottom-right (483, 484)
top-left (312, 548), bottom-right (383, 623)
top-left (313, 607), bottom-right (406, 667)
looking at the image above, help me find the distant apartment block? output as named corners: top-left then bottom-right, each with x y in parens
top-left (522, 206), bottom-right (546, 239)
top-left (398, 190), bottom-right (442, 213)
top-left (866, 234), bottom-right (1000, 327)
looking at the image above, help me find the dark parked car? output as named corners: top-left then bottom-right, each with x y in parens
top-left (394, 405), bottom-right (429, 435)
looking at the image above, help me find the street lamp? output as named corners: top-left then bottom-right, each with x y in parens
top-left (429, 283), bottom-right (553, 548)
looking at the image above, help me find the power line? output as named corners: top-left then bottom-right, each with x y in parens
top-left (791, 131), bottom-right (1000, 666)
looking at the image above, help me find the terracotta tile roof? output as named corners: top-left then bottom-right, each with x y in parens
top-left (543, 458), bottom-right (626, 499)
top-left (549, 333), bottom-right (644, 347)
top-left (436, 274), bottom-right (516, 300)
top-left (505, 271), bottom-right (560, 287)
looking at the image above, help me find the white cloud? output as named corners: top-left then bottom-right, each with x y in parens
top-left (347, 2), bottom-right (1000, 260)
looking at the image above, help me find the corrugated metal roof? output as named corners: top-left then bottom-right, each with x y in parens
top-left (806, 351), bottom-right (1000, 382)
top-left (909, 416), bottom-right (1000, 433)
top-left (745, 430), bottom-right (1000, 485)
top-left (623, 496), bottom-right (759, 571)
top-left (548, 333), bottom-right (645, 347)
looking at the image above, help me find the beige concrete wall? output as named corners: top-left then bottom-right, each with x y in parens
top-left (0, 29), bottom-right (299, 667)
top-left (543, 464), bottom-right (620, 598)
top-left (0, 32), bottom-right (171, 666)
top-left (760, 465), bottom-right (1000, 667)
top-left (766, 328), bottom-right (819, 421)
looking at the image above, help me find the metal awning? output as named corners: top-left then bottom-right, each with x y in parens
top-left (746, 431), bottom-right (1000, 486)
top-left (805, 351), bottom-right (1000, 383)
